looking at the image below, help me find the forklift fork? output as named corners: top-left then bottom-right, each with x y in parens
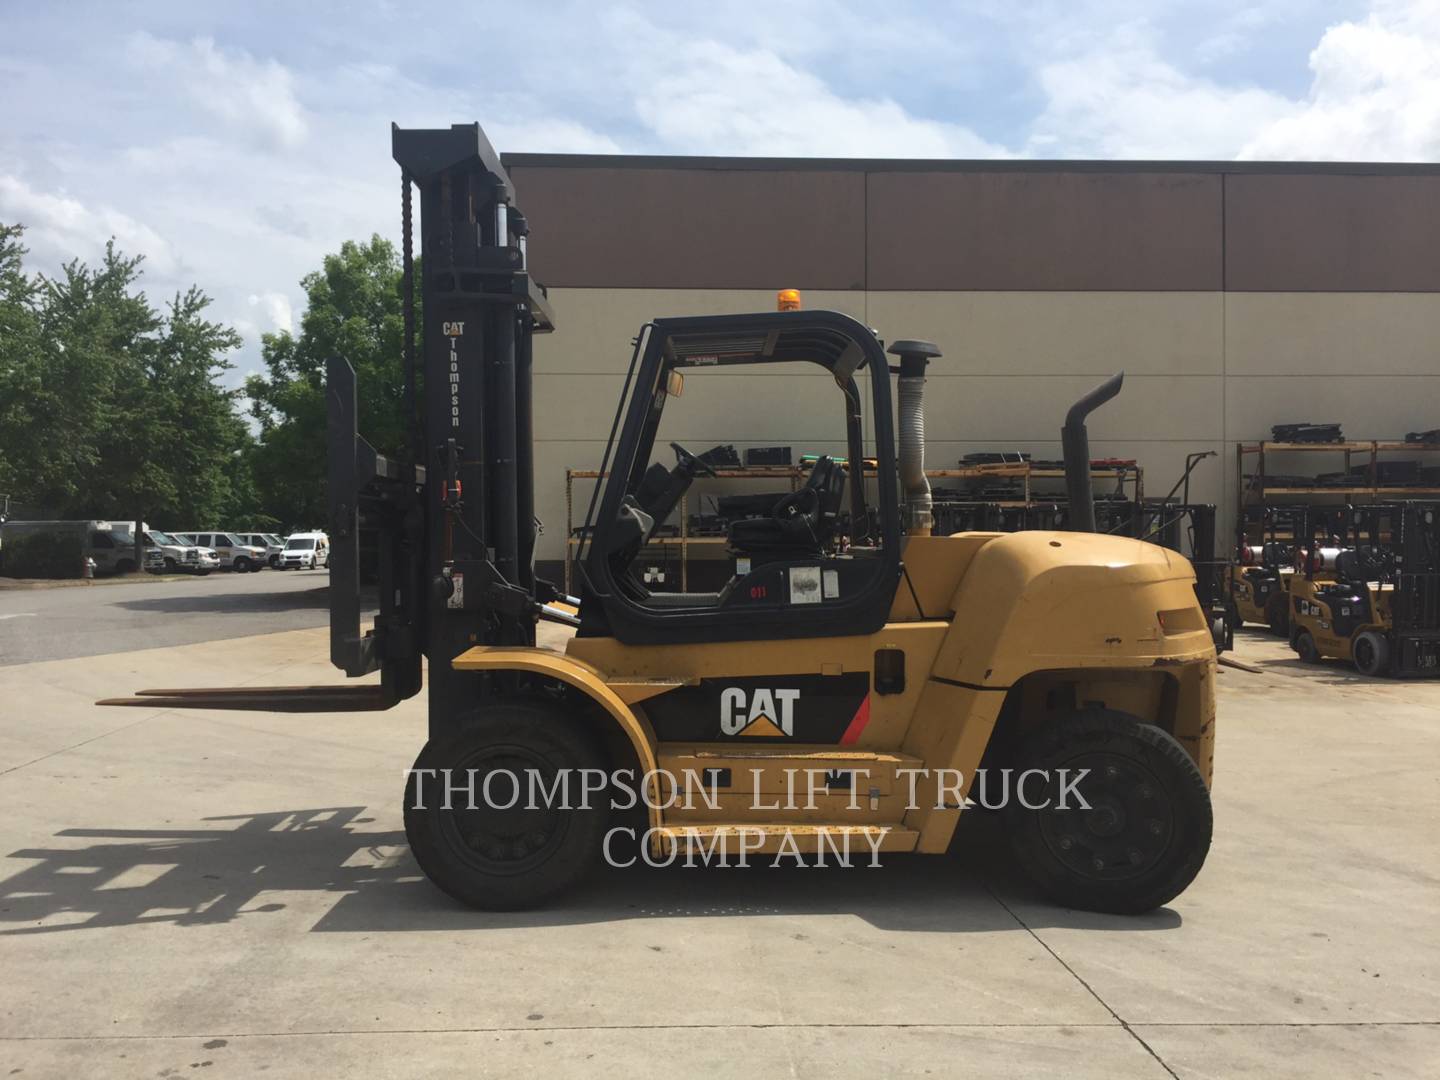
top-left (98, 356), bottom-right (425, 713)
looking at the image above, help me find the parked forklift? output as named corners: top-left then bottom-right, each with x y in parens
top-left (1290, 502), bottom-right (1440, 676)
top-left (1230, 505), bottom-right (1310, 635)
top-left (102, 122), bottom-right (1217, 915)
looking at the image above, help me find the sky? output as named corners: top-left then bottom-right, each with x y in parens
top-left (2, 0), bottom-right (1438, 387)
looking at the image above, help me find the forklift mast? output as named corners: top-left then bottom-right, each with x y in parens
top-left (329, 124), bottom-right (556, 729)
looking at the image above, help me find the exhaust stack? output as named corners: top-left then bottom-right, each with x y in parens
top-left (1061, 371), bottom-right (1125, 533)
top-left (888, 339), bottom-right (943, 536)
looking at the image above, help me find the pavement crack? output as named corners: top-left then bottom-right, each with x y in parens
top-left (985, 885), bottom-right (1180, 1080)
top-left (0, 712), bottom-right (157, 778)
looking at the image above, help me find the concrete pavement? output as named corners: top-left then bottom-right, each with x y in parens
top-left (0, 629), bottom-right (1436, 1077)
top-left (0, 569), bottom-right (334, 666)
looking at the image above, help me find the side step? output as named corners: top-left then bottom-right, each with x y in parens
top-left (653, 824), bottom-right (918, 856)
top-left (96, 685), bottom-right (392, 712)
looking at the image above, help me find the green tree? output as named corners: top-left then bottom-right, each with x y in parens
top-left (0, 224), bottom-right (251, 526)
top-left (246, 234), bottom-right (413, 528)
top-left (0, 224), bottom-right (43, 505)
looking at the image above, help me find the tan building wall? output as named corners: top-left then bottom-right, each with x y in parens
top-left (506, 157), bottom-right (1440, 566)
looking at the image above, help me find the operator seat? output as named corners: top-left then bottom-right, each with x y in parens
top-left (728, 456), bottom-right (847, 557)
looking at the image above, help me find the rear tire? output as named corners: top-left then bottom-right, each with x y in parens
top-left (404, 700), bottom-right (610, 911)
top-left (1353, 630), bottom-right (1389, 677)
top-left (1002, 710), bottom-right (1212, 915)
top-left (1293, 629), bottom-right (1320, 664)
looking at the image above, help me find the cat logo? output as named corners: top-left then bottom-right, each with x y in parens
top-left (720, 687), bottom-right (799, 737)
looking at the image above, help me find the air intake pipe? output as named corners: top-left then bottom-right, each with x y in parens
top-left (888, 339), bottom-right (943, 536)
top-left (1061, 371), bottom-right (1124, 533)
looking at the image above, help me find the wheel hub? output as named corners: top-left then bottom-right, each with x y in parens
top-left (436, 746), bottom-right (571, 876)
top-left (1038, 753), bottom-right (1174, 881)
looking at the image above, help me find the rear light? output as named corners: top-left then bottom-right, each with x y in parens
top-left (1157, 608), bottom-right (1205, 634)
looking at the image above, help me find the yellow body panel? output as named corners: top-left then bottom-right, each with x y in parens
top-left (568, 621), bottom-right (949, 751)
top-left (450, 645), bottom-right (666, 830)
top-left (888, 533), bottom-right (997, 620)
top-left (932, 531), bottom-right (1216, 685)
top-left (1230, 565), bottom-right (1293, 626)
top-left (653, 823), bottom-right (918, 856)
top-left (1290, 576), bottom-right (1394, 662)
top-left (457, 530), bottom-right (1216, 854)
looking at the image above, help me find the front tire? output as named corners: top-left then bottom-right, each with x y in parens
top-left (404, 701), bottom-right (610, 910)
top-left (233, 556), bottom-right (251, 573)
top-left (1352, 630), bottom-right (1389, 677)
top-left (1294, 629), bottom-right (1320, 664)
top-left (1002, 710), bottom-right (1212, 915)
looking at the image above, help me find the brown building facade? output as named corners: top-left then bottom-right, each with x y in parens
top-left (502, 154), bottom-right (1440, 565)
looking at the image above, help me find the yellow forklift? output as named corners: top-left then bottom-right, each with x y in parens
top-left (1291, 503), bottom-right (1440, 676)
top-left (1229, 506), bottom-right (1308, 635)
top-left (102, 122), bottom-right (1217, 915)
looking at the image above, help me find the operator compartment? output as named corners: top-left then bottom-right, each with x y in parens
top-left (573, 311), bottom-right (911, 647)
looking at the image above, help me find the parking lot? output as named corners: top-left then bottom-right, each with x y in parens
top-left (0, 568), bottom-right (332, 666)
top-left (0, 577), bottom-right (1436, 1078)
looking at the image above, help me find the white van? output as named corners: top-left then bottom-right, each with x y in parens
top-left (177, 532), bottom-right (267, 572)
top-left (141, 529), bottom-right (220, 574)
top-left (236, 533), bottom-right (286, 568)
top-left (280, 532), bottom-right (330, 570)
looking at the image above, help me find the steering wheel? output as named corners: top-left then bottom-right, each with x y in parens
top-left (670, 442), bottom-right (717, 477)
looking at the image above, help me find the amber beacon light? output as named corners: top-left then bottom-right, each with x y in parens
top-left (777, 288), bottom-right (802, 311)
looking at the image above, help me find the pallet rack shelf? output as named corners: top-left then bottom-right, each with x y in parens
top-left (1236, 440), bottom-right (1440, 505)
top-left (1234, 439), bottom-right (1440, 547)
top-left (563, 460), bottom-right (1143, 593)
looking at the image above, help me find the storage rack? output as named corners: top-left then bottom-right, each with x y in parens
top-left (1234, 439), bottom-right (1440, 544)
top-left (563, 460), bottom-right (1143, 593)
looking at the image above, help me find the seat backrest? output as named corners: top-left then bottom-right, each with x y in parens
top-left (773, 456), bottom-right (846, 544)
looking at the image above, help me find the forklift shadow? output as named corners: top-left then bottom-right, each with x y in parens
top-left (1248, 655), bottom-right (1390, 687)
top-left (0, 806), bottom-right (1181, 938)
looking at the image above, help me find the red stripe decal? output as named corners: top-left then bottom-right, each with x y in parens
top-left (839, 694), bottom-right (871, 745)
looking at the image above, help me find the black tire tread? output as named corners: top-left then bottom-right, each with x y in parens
top-left (1003, 709), bottom-right (1212, 915)
top-left (1294, 629), bottom-right (1320, 664)
top-left (404, 699), bottom-right (609, 911)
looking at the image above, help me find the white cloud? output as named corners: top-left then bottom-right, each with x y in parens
top-left (247, 291), bottom-right (294, 335)
top-left (127, 32), bottom-right (308, 150)
top-left (1026, 26), bottom-right (1296, 158)
top-left (1025, 2), bottom-right (1440, 160)
top-left (632, 38), bottom-right (1006, 158)
top-left (0, 174), bottom-right (178, 276)
top-left (486, 118), bottom-right (622, 155)
top-left (1239, 7), bottom-right (1440, 159)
